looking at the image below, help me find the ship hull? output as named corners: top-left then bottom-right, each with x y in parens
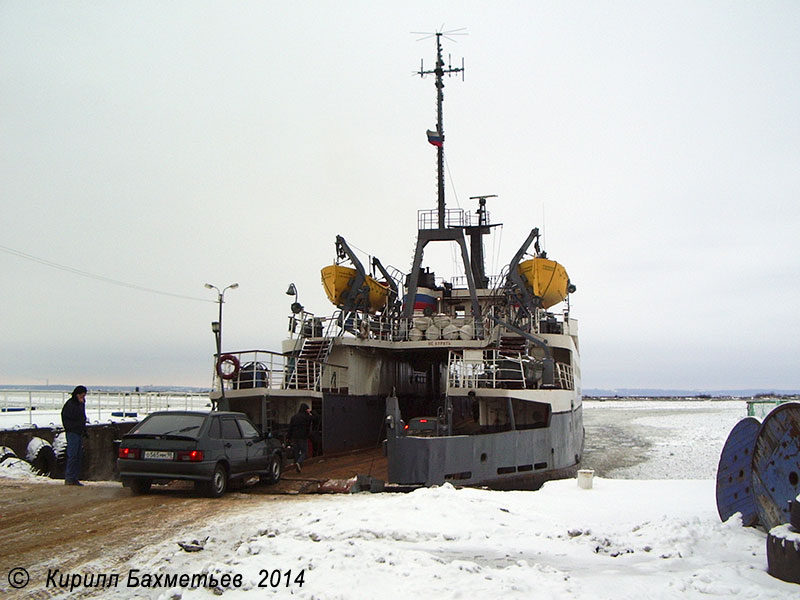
top-left (386, 400), bottom-right (583, 489)
top-left (320, 392), bottom-right (386, 454)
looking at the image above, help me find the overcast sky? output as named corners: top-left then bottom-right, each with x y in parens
top-left (1, 1), bottom-right (798, 391)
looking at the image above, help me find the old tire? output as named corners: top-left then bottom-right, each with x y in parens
top-left (262, 454), bottom-right (283, 485)
top-left (0, 446), bottom-right (16, 463)
top-left (766, 524), bottom-right (800, 584)
top-left (206, 464), bottom-right (228, 498)
top-left (30, 445), bottom-right (56, 477)
top-left (128, 477), bottom-right (152, 495)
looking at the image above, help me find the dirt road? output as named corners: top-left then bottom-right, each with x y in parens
top-left (0, 447), bottom-right (387, 598)
top-left (0, 480), bottom-right (287, 598)
top-left (0, 406), bottom-right (660, 598)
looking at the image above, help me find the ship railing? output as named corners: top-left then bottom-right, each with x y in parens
top-left (287, 307), bottom-right (565, 346)
top-left (0, 389), bottom-right (210, 424)
top-left (298, 310), bottom-right (494, 343)
top-left (417, 207), bottom-right (491, 230)
top-left (446, 350), bottom-right (528, 391)
top-left (555, 362), bottom-right (574, 391)
top-left (212, 349), bottom-right (342, 393)
top-left (349, 314), bottom-right (492, 342)
top-left (446, 350), bottom-right (575, 392)
top-left (483, 305), bottom-right (541, 338)
top-left (488, 304), bottom-right (574, 337)
top-left (287, 310), bottom-right (373, 342)
top-left (286, 311), bottom-right (327, 341)
top-left (448, 274), bottom-right (506, 289)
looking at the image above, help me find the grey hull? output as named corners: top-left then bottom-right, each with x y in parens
top-left (386, 404), bottom-right (584, 489)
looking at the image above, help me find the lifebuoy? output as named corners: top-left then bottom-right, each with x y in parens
top-left (216, 354), bottom-right (240, 380)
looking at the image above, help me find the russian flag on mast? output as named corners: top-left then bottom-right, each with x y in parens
top-left (426, 129), bottom-right (443, 147)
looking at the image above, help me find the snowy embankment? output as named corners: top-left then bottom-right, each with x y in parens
top-left (85, 400), bottom-right (788, 599)
top-left (120, 479), bottom-right (792, 599)
top-left (6, 399), bottom-right (796, 598)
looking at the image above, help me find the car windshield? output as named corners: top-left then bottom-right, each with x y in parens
top-left (132, 414), bottom-right (206, 437)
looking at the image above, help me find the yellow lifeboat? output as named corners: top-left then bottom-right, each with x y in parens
top-left (320, 265), bottom-right (389, 313)
top-left (517, 258), bottom-right (571, 308)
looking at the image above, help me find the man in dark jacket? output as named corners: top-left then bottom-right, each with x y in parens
top-left (61, 385), bottom-right (88, 486)
top-left (287, 403), bottom-right (315, 472)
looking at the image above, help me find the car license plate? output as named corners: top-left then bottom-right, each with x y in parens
top-left (143, 450), bottom-right (174, 460)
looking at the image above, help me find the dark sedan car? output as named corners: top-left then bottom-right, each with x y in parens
top-left (117, 411), bottom-right (284, 497)
top-left (404, 416), bottom-right (440, 437)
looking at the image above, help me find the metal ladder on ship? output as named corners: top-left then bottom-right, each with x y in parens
top-left (288, 338), bottom-right (333, 390)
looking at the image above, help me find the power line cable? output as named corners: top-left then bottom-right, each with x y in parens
top-left (0, 244), bottom-right (214, 303)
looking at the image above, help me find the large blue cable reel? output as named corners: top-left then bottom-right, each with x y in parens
top-left (751, 402), bottom-right (800, 531)
top-left (716, 416), bottom-right (760, 527)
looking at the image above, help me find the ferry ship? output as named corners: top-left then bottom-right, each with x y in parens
top-left (211, 34), bottom-right (584, 489)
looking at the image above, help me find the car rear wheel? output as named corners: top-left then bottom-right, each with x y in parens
top-left (206, 464), bottom-right (227, 498)
top-left (262, 453), bottom-right (283, 484)
top-left (128, 477), bottom-right (152, 495)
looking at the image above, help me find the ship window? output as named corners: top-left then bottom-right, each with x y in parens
top-left (497, 466), bottom-right (516, 475)
top-left (534, 462), bottom-right (548, 470)
top-left (511, 399), bottom-right (551, 430)
top-left (517, 464), bottom-right (533, 472)
top-left (444, 471), bottom-right (472, 480)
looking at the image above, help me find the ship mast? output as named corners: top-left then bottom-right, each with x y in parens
top-left (403, 30), bottom-right (484, 326)
top-left (417, 32), bottom-right (464, 229)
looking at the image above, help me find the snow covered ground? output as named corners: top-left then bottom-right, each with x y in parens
top-left (72, 400), bottom-right (796, 598)
top-left (6, 399), bottom-right (798, 598)
top-left (108, 479), bottom-right (792, 600)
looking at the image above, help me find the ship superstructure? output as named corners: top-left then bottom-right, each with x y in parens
top-left (211, 33), bottom-right (583, 489)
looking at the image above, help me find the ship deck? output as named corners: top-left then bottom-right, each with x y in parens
top-left (269, 446), bottom-right (388, 494)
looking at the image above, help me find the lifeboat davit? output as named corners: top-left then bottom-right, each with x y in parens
top-left (517, 258), bottom-right (571, 309)
top-left (320, 265), bottom-right (389, 313)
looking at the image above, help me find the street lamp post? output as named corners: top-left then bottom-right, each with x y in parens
top-left (205, 282), bottom-right (239, 352)
top-left (205, 283), bottom-right (238, 409)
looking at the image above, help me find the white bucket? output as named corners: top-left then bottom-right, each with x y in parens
top-left (577, 469), bottom-right (594, 489)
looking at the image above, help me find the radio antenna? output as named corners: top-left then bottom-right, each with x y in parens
top-left (412, 27), bottom-right (467, 229)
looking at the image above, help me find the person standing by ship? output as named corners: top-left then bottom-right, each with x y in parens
top-left (61, 385), bottom-right (88, 486)
top-left (287, 403), bottom-right (316, 473)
